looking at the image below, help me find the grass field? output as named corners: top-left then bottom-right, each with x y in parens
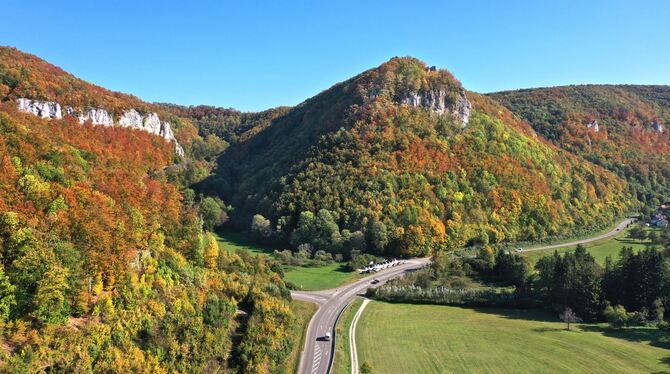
top-left (332, 298), bottom-right (363, 374)
top-left (214, 231), bottom-right (362, 290)
top-left (356, 302), bottom-right (670, 374)
top-left (522, 227), bottom-right (656, 265)
top-left (283, 263), bottom-right (364, 291)
top-left (280, 300), bottom-right (318, 374)
top-left (213, 231), bottom-right (274, 256)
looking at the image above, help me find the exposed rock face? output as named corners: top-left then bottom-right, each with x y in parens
top-left (16, 98), bottom-right (184, 156)
top-left (17, 98), bottom-right (62, 119)
top-left (400, 88), bottom-right (471, 126)
top-left (119, 110), bottom-right (183, 156)
top-left (78, 108), bottom-right (114, 126)
top-left (587, 120), bottom-right (599, 132)
top-left (653, 121), bottom-right (664, 134)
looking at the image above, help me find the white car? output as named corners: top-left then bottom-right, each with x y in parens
top-left (323, 332), bottom-right (331, 341)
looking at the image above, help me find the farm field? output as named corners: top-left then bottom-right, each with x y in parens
top-left (522, 227), bottom-right (655, 265)
top-left (356, 302), bottom-right (670, 374)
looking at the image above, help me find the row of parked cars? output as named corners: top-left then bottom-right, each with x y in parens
top-left (359, 258), bottom-right (406, 274)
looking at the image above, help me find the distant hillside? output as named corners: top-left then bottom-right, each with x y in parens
top-left (158, 103), bottom-right (291, 145)
top-left (490, 85), bottom-right (670, 210)
top-left (0, 47), bottom-right (201, 156)
top-left (210, 58), bottom-right (631, 257)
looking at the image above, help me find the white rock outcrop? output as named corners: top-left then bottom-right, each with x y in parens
top-left (653, 121), bottom-right (664, 134)
top-left (587, 120), bottom-right (599, 132)
top-left (119, 109), bottom-right (183, 156)
top-left (16, 98), bottom-right (183, 156)
top-left (17, 98), bottom-right (62, 119)
top-left (78, 108), bottom-right (114, 126)
top-left (400, 88), bottom-right (471, 126)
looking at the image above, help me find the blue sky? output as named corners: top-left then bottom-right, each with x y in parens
top-left (4, 0), bottom-right (670, 111)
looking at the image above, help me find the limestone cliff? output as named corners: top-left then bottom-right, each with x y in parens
top-left (17, 98), bottom-right (184, 156)
top-left (400, 87), bottom-right (471, 126)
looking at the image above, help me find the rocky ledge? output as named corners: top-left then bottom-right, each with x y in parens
top-left (17, 98), bottom-right (184, 156)
top-left (652, 121), bottom-right (664, 134)
top-left (400, 88), bottom-right (471, 126)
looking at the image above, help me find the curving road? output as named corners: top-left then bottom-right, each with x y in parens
top-left (522, 217), bottom-right (636, 253)
top-left (292, 258), bottom-right (430, 374)
top-left (290, 217), bottom-right (635, 374)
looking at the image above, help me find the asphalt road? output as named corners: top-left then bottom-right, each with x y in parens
top-left (522, 217), bottom-right (636, 253)
top-left (290, 217), bottom-right (635, 374)
top-left (291, 258), bottom-right (430, 374)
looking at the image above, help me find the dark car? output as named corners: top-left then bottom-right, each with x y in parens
top-left (371, 279), bottom-right (380, 285)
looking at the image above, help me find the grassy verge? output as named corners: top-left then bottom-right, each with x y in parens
top-left (280, 300), bottom-right (319, 374)
top-left (283, 263), bottom-right (364, 291)
top-left (522, 227), bottom-right (659, 265)
top-left (356, 302), bottom-right (670, 373)
top-left (332, 298), bottom-right (364, 374)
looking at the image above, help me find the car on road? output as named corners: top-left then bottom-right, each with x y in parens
top-left (323, 332), bottom-right (331, 341)
top-left (371, 279), bottom-right (380, 284)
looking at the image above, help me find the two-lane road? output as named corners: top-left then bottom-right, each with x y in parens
top-left (291, 217), bottom-right (635, 374)
top-left (292, 258), bottom-right (430, 374)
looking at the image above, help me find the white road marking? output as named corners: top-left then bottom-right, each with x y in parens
top-left (350, 298), bottom-right (371, 374)
top-left (312, 344), bottom-right (322, 373)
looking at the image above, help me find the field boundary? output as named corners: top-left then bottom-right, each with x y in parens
top-left (349, 298), bottom-right (370, 374)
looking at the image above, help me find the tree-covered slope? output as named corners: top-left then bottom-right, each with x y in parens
top-left (212, 58), bottom-right (631, 257)
top-left (490, 85), bottom-right (670, 211)
top-left (0, 47), bottom-right (294, 373)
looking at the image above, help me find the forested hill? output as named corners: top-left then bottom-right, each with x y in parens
top-left (210, 57), bottom-right (631, 257)
top-left (0, 47), bottom-right (295, 373)
top-left (490, 85), bottom-right (670, 212)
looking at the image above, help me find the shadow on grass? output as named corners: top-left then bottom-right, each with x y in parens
top-left (613, 237), bottom-right (658, 248)
top-left (334, 264), bottom-right (352, 273)
top-left (652, 357), bottom-right (670, 373)
top-left (468, 307), bottom-right (559, 323)
top-left (532, 327), bottom-right (566, 333)
top-left (214, 229), bottom-right (280, 255)
top-left (578, 325), bottom-right (670, 350)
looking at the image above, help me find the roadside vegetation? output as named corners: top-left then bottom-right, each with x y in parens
top-left (369, 229), bottom-right (670, 324)
top-left (281, 300), bottom-right (318, 374)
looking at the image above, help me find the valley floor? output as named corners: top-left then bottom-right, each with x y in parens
top-left (214, 231), bottom-right (363, 290)
top-left (355, 302), bottom-right (670, 373)
top-left (522, 225), bottom-right (659, 265)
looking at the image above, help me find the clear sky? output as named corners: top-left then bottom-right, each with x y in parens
top-left (4, 0), bottom-right (670, 111)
